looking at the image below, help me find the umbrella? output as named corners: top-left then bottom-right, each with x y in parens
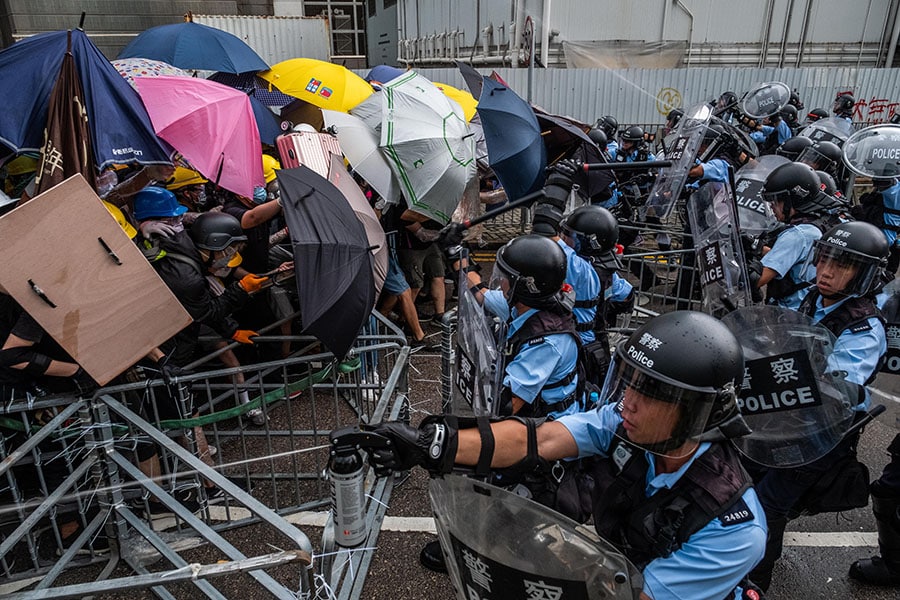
top-left (258, 58), bottom-right (373, 113)
top-left (348, 92), bottom-right (383, 134)
top-left (111, 57), bottom-right (189, 90)
top-left (433, 82), bottom-right (478, 122)
top-left (134, 75), bottom-right (263, 198)
top-left (455, 60), bottom-right (484, 98)
top-left (322, 109), bottom-right (400, 205)
top-left (327, 154), bottom-right (389, 296)
top-left (278, 164), bottom-right (375, 360)
top-left (248, 93), bottom-right (282, 146)
top-left (365, 64), bottom-right (405, 85)
top-left (118, 19), bottom-right (268, 74)
top-left (34, 31), bottom-right (96, 195)
top-left (533, 107), bottom-right (595, 163)
top-left (208, 71), bottom-right (294, 106)
top-left (476, 77), bottom-right (546, 201)
top-left (380, 71), bottom-right (476, 224)
top-left (0, 29), bottom-right (170, 169)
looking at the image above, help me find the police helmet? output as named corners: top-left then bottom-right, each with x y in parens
top-left (775, 136), bottom-right (813, 161)
top-left (806, 108), bottom-right (829, 123)
top-left (587, 127), bottom-right (608, 148)
top-left (762, 162), bottom-right (831, 217)
top-left (602, 311), bottom-right (748, 455)
top-left (797, 140), bottom-right (842, 173)
top-left (494, 234), bottom-right (567, 308)
top-left (597, 115), bottom-right (619, 139)
top-left (780, 104), bottom-right (799, 125)
top-left (560, 205), bottom-right (619, 256)
top-left (190, 212), bottom-right (247, 251)
top-left (621, 126), bottom-right (644, 144)
top-left (833, 93), bottom-right (855, 116)
top-left (815, 170), bottom-right (841, 199)
top-left (133, 186), bottom-right (188, 221)
top-left (789, 90), bottom-right (805, 110)
top-left (666, 108), bottom-right (684, 127)
top-left (806, 221), bottom-right (889, 298)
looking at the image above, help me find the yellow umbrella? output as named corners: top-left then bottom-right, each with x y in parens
top-left (258, 58), bottom-right (373, 112)
top-left (433, 81), bottom-right (478, 122)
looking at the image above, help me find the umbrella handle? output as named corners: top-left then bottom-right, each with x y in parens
top-left (463, 187), bottom-right (546, 230)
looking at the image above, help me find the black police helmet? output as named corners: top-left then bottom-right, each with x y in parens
top-left (190, 212), bottom-right (247, 251)
top-left (588, 127), bottom-right (608, 148)
top-left (806, 108), bottom-right (829, 122)
top-left (666, 108), bottom-right (684, 126)
top-left (798, 140), bottom-right (842, 173)
top-left (494, 234), bottom-right (567, 307)
top-left (775, 136), bottom-right (813, 161)
top-left (833, 93), bottom-right (855, 116)
top-left (809, 221), bottom-right (889, 298)
top-left (815, 170), bottom-right (840, 198)
top-left (762, 162), bottom-right (828, 216)
top-left (621, 125), bottom-right (644, 143)
top-left (780, 104), bottom-right (799, 124)
top-left (597, 115), bottom-right (619, 139)
top-left (560, 205), bottom-right (619, 255)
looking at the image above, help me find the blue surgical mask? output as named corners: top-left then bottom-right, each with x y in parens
top-left (253, 186), bottom-right (267, 204)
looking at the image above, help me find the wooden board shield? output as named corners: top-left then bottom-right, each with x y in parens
top-left (0, 174), bottom-right (192, 385)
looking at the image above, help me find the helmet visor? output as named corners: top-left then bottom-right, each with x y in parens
top-left (600, 351), bottom-right (717, 458)
top-left (804, 242), bottom-right (881, 298)
top-left (797, 146), bottom-right (836, 172)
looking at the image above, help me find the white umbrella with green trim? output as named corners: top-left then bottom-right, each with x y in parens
top-left (379, 71), bottom-right (476, 224)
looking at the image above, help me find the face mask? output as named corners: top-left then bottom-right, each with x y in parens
top-left (253, 186), bottom-right (267, 204)
top-left (212, 266), bottom-right (233, 278)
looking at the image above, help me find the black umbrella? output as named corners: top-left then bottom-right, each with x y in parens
top-left (278, 165), bottom-right (375, 360)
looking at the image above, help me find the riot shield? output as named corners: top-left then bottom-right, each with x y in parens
top-left (451, 251), bottom-right (506, 417)
top-left (740, 81), bottom-right (791, 119)
top-left (721, 306), bottom-right (857, 467)
top-left (841, 124), bottom-right (900, 179)
top-left (733, 155), bottom-right (788, 235)
top-left (870, 279), bottom-right (900, 430)
top-left (799, 116), bottom-right (854, 147)
top-left (686, 181), bottom-right (752, 318)
top-left (643, 102), bottom-right (711, 220)
top-left (430, 475), bottom-right (643, 600)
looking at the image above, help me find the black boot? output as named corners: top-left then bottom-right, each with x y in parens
top-left (419, 539), bottom-right (447, 573)
top-left (849, 489), bottom-right (900, 586)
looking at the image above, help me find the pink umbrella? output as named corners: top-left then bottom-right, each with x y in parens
top-left (135, 75), bottom-right (263, 198)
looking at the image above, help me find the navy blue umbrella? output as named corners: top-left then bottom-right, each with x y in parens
top-left (248, 93), bottom-right (282, 146)
top-left (118, 21), bottom-right (268, 74)
top-left (207, 71), bottom-right (295, 106)
top-left (476, 78), bottom-right (547, 201)
top-left (364, 64), bottom-right (405, 86)
top-left (0, 29), bottom-right (170, 168)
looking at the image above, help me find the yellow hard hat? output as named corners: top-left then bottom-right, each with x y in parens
top-left (6, 155), bottom-right (39, 176)
top-left (102, 200), bottom-right (137, 239)
top-left (166, 167), bottom-right (207, 191)
top-left (262, 154), bottom-right (281, 184)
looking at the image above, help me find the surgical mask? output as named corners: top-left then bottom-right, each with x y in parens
top-left (253, 186), bottom-right (267, 204)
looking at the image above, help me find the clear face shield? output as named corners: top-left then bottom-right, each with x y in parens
top-left (796, 145), bottom-right (836, 174)
top-left (800, 241), bottom-right (881, 299)
top-left (599, 350), bottom-right (718, 458)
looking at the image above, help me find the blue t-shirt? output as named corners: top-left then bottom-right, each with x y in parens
top-left (557, 404), bottom-right (767, 600)
top-left (762, 223), bottom-right (821, 309)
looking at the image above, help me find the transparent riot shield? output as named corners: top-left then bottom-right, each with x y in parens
top-left (733, 155), bottom-right (788, 235)
top-left (430, 475), bottom-right (643, 600)
top-left (686, 181), bottom-right (752, 318)
top-left (451, 251), bottom-right (506, 417)
top-left (870, 279), bottom-right (900, 430)
top-left (841, 124), bottom-right (900, 179)
top-left (721, 306), bottom-right (857, 467)
top-left (740, 81), bottom-right (791, 119)
top-left (799, 116), bottom-right (854, 147)
top-left (643, 102), bottom-right (712, 220)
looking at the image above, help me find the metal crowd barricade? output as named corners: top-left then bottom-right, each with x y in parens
top-left (0, 310), bottom-right (410, 599)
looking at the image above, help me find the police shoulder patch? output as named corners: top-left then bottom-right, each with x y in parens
top-left (719, 498), bottom-right (754, 527)
top-left (527, 337), bottom-right (546, 346)
top-left (848, 321), bottom-right (873, 334)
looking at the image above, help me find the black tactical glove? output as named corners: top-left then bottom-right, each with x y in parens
top-left (72, 367), bottom-right (98, 396)
top-left (362, 416), bottom-right (458, 477)
top-left (436, 221), bottom-right (467, 250)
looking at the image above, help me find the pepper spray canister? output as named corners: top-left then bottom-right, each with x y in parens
top-left (330, 441), bottom-right (367, 547)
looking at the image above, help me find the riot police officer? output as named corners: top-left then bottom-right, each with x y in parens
top-left (559, 205), bottom-right (635, 385)
top-left (597, 115), bottom-right (620, 155)
top-left (750, 220), bottom-right (889, 591)
top-left (834, 93), bottom-right (856, 123)
top-left (611, 126), bottom-right (656, 164)
top-left (360, 310), bottom-right (766, 600)
top-left (752, 162), bottom-right (840, 309)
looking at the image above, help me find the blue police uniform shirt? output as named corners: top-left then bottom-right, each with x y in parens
top-left (880, 180), bottom-right (900, 246)
top-left (696, 157), bottom-right (731, 183)
top-left (557, 404), bottom-right (767, 599)
top-left (606, 140), bottom-right (619, 156)
top-left (749, 121), bottom-right (791, 145)
top-left (482, 291), bottom-right (581, 418)
top-left (609, 147), bottom-right (656, 163)
top-left (807, 293), bottom-right (886, 411)
top-left (557, 239), bottom-right (601, 344)
top-left (761, 223), bottom-right (822, 309)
